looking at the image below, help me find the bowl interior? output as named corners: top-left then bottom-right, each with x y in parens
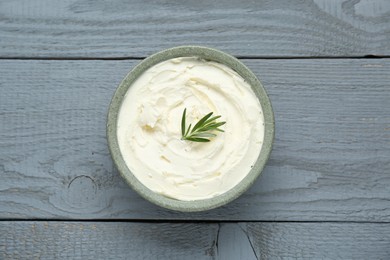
top-left (107, 46), bottom-right (274, 212)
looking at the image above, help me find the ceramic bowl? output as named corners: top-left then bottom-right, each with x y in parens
top-left (107, 46), bottom-right (274, 212)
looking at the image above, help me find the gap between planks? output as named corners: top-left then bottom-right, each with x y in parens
top-left (0, 55), bottom-right (389, 61)
top-left (0, 219), bottom-right (389, 224)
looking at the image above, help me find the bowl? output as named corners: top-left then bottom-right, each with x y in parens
top-left (107, 46), bottom-right (274, 212)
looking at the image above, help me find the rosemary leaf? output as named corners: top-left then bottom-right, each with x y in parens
top-left (181, 108), bottom-right (226, 142)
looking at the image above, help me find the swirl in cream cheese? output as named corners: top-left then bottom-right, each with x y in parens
top-left (117, 57), bottom-right (264, 201)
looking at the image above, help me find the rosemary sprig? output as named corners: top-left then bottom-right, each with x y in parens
top-left (181, 108), bottom-right (226, 142)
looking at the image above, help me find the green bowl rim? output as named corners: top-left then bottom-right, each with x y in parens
top-left (107, 45), bottom-right (275, 212)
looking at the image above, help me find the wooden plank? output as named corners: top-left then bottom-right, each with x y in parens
top-left (0, 59), bottom-right (389, 221)
top-left (0, 221), bottom-right (389, 259)
top-left (217, 223), bottom-right (257, 260)
top-left (0, 221), bottom-right (219, 260)
top-left (0, 0), bottom-right (389, 58)
top-left (243, 222), bottom-right (390, 259)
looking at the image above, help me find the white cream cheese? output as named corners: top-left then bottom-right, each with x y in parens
top-left (117, 57), bottom-right (264, 201)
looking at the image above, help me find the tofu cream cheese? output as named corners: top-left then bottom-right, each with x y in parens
top-left (117, 57), bottom-right (264, 201)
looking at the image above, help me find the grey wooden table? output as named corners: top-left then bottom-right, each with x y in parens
top-left (1, 0), bottom-right (390, 259)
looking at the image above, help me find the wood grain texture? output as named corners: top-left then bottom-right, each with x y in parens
top-left (0, 221), bottom-right (219, 260)
top-left (243, 222), bottom-right (390, 259)
top-left (0, 0), bottom-right (389, 58)
top-left (0, 59), bottom-right (389, 221)
top-left (0, 221), bottom-right (389, 259)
